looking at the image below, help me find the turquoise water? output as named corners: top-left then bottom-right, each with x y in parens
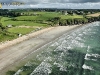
top-left (15, 22), bottom-right (100, 75)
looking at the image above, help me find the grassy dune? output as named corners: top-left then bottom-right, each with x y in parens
top-left (8, 27), bottom-right (35, 35)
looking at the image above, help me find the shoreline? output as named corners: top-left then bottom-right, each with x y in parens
top-left (0, 24), bottom-right (86, 75)
top-left (0, 27), bottom-right (55, 50)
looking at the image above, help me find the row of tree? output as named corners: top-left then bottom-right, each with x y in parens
top-left (0, 12), bottom-right (21, 17)
top-left (0, 9), bottom-right (100, 17)
top-left (59, 18), bottom-right (87, 26)
top-left (50, 16), bottom-right (100, 26)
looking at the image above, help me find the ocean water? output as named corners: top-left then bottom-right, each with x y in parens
top-left (15, 22), bottom-right (100, 75)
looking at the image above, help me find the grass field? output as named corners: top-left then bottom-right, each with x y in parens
top-left (1, 17), bottom-right (48, 27)
top-left (60, 15), bottom-right (83, 19)
top-left (8, 27), bottom-right (35, 35)
top-left (0, 33), bottom-right (17, 42)
top-left (16, 12), bottom-right (61, 21)
top-left (0, 11), bottom-right (84, 42)
top-left (1, 14), bottom-right (84, 27)
top-left (16, 13), bottom-right (83, 20)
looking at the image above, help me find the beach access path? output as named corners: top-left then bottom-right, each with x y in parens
top-left (0, 25), bottom-right (81, 75)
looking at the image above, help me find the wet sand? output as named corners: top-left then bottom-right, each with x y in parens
top-left (0, 25), bottom-right (82, 75)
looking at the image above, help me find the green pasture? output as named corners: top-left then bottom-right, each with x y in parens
top-left (2, 20), bottom-right (48, 27)
top-left (1, 17), bottom-right (48, 27)
top-left (22, 11), bottom-right (61, 15)
top-left (1, 12), bottom-right (84, 27)
top-left (60, 15), bottom-right (84, 19)
top-left (0, 11), bottom-right (85, 42)
top-left (16, 12), bottom-right (61, 21)
top-left (0, 33), bottom-right (17, 42)
top-left (16, 12), bottom-right (83, 20)
top-left (8, 27), bottom-right (34, 35)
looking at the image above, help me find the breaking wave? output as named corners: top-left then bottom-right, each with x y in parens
top-left (15, 22), bottom-right (100, 75)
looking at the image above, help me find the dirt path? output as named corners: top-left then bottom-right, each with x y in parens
top-left (0, 25), bottom-right (81, 75)
top-left (87, 13), bottom-right (100, 17)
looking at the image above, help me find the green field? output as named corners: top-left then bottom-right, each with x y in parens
top-left (0, 11), bottom-right (84, 28)
top-left (16, 12), bottom-right (61, 20)
top-left (8, 27), bottom-right (35, 35)
top-left (60, 15), bottom-right (83, 19)
top-left (0, 33), bottom-right (17, 42)
top-left (1, 17), bottom-right (48, 27)
top-left (0, 11), bottom-right (84, 42)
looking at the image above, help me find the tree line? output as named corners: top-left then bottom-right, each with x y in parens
top-left (0, 9), bottom-right (100, 17)
top-left (50, 16), bottom-right (100, 26)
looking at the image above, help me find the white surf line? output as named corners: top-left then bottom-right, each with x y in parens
top-left (84, 46), bottom-right (90, 60)
top-left (29, 25), bottom-right (87, 74)
top-left (13, 26), bottom-right (80, 74)
top-left (83, 46), bottom-right (94, 70)
top-left (12, 25), bottom-right (86, 74)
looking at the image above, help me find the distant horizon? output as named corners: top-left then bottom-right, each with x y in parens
top-left (0, 0), bottom-right (100, 9)
top-left (1, 7), bottom-right (100, 10)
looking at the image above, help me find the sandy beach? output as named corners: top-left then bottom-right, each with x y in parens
top-left (0, 25), bottom-right (83, 75)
